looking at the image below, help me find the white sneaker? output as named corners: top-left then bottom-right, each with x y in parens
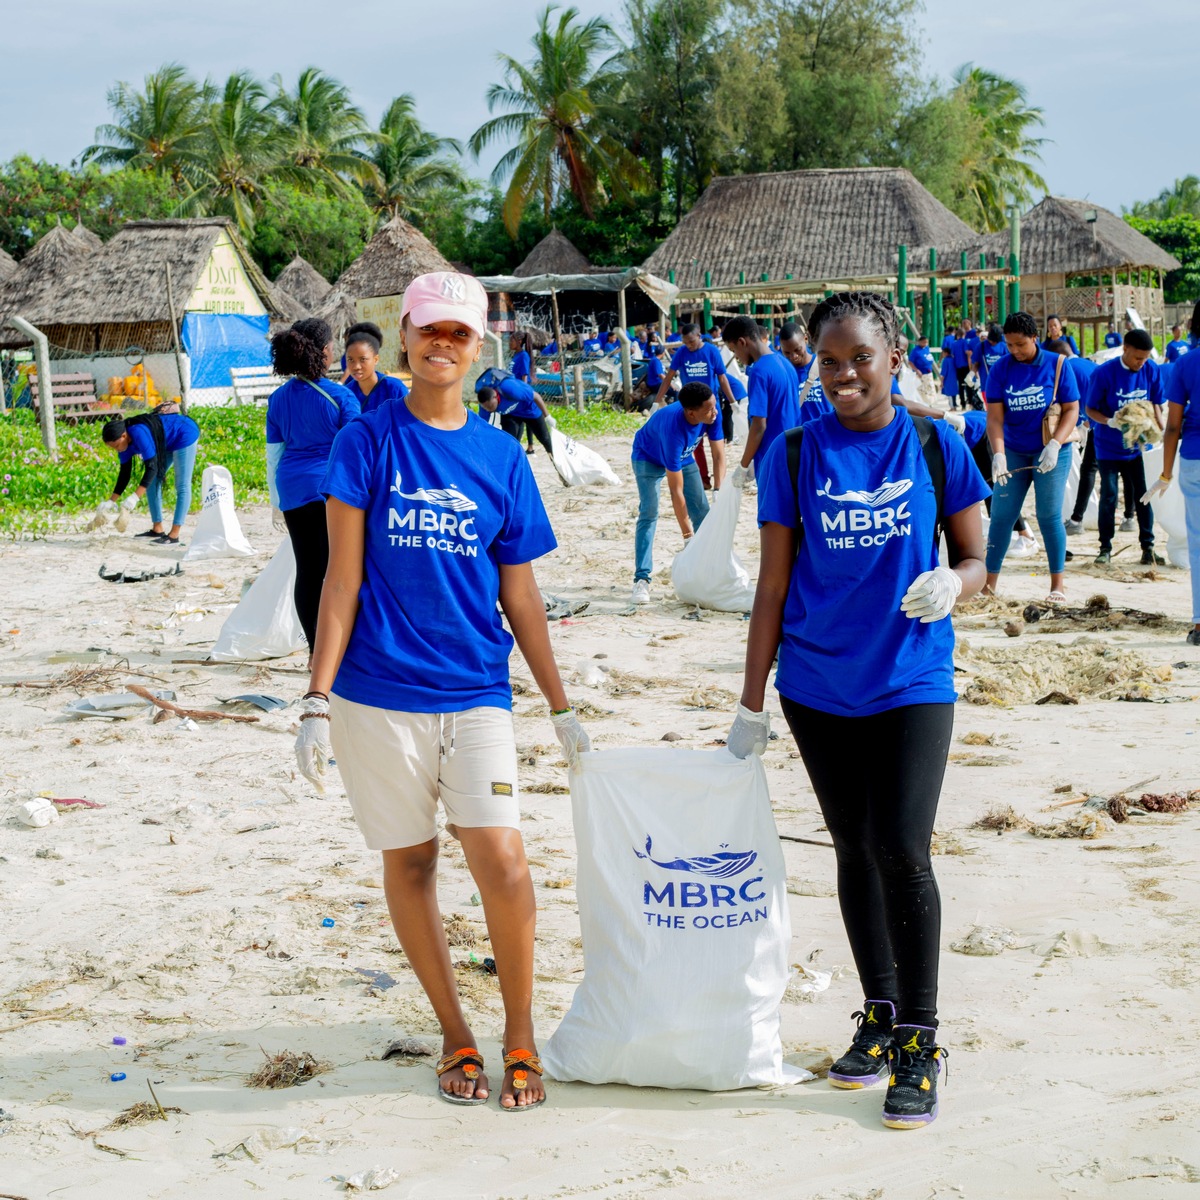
top-left (1120, 517), bottom-right (1136, 533)
top-left (631, 579), bottom-right (651, 605)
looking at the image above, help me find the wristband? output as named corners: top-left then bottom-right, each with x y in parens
top-left (303, 690), bottom-right (329, 701)
top-left (1160, 474), bottom-right (1172, 483)
top-left (551, 707), bottom-right (573, 716)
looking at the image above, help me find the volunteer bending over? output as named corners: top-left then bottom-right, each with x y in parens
top-left (98, 409), bottom-right (200, 546)
top-left (730, 292), bottom-right (988, 1131)
top-left (477, 376), bottom-right (556, 457)
top-left (294, 271), bottom-right (588, 1110)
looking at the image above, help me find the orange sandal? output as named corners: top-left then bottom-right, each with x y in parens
top-left (501, 1048), bottom-right (545, 1112)
top-left (435, 1047), bottom-right (487, 1106)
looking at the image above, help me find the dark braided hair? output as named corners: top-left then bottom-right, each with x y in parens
top-left (1002, 311), bottom-right (1039, 339)
top-left (271, 317), bottom-right (332, 381)
top-left (807, 291), bottom-right (900, 349)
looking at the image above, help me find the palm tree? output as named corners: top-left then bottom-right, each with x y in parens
top-left (364, 95), bottom-right (468, 221)
top-left (269, 67), bottom-right (381, 197)
top-left (1128, 176), bottom-right (1200, 220)
top-left (81, 63), bottom-right (211, 185)
top-left (951, 65), bottom-right (1048, 232)
top-left (469, 4), bottom-right (645, 235)
top-left (175, 71), bottom-right (279, 234)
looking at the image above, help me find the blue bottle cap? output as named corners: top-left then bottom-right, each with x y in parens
top-left (110, 1072), bottom-right (127, 1082)
top-left (112, 1036), bottom-right (127, 1046)
top-left (321, 917), bottom-right (335, 928)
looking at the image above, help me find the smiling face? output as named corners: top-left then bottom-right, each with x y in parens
top-left (682, 395), bottom-right (719, 426)
top-left (345, 339), bottom-right (379, 384)
top-left (402, 318), bottom-right (481, 386)
top-left (1005, 333), bottom-right (1040, 363)
top-left (815, 315), bottom-right (901, 425)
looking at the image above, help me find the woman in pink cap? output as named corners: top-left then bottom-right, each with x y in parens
top-left (293, 271), bottom-right (588, 1110)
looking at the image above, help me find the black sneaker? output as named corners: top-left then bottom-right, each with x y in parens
top-left (1094, 550), bottom-right (1111, 565)
top-left (828, 999), bottom-right (895, 1089)
top-left (1187, 629), bottom-right (1200, 647)
top-left (882, 1024), bottom-right (947, 1129)
top-left (1141, 549), bottom-right (1165, 566)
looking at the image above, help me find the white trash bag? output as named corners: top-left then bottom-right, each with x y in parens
top-left (671, 479), bottom-right (755, 611)
top-left (543, 747), bottom-right (791, 1091)
top-left (211, 540), bottom-right (305, 661)
top-left (1142, 445), bottom-right (1190, 569)
top-left (731, 398), bottom-right (749, 444)
top-left (182, 465), bottom-right (254, 561)
top-left (549, 427), bottom-right (621, 487)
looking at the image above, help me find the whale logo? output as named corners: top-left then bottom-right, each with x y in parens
top-left (634, 835), bottom-right (757, 878)
top-left (389, 470), bottom-right (478, 512)
top-left (817, 477), bottom-right (913, 506)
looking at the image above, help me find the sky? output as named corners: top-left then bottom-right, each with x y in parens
top-left (2, 0), bottom-right (1194, 218)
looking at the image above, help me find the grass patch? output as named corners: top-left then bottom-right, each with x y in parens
top-left (553, 405), bottom-right (643, 440)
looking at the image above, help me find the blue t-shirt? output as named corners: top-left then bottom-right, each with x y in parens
top-left (266, 377), bottom-right (361, 510)
top-left (727, 374), bottom-right (747, 402)
top-left (940, 356), bottom-right (959, 398)
top-left (1063, 357), bottom-right (1096, 423)
top-left (909, 345), bottom-right (934, 376)
top-left (1104, 332), bottom-right (1122, 348)
top-left (583, 338), bottom-right (603, 356)
top-left (668, 343), bottom-right (727, 392)
top-left (965, 333), bottom-right (982, 369)
top-left (1166, 339), bottom-right (1190, 364)
top-left (985, 349), bottom-right (1080, 455)
top-left (950, 338), bottom-right (970, 372)
top-left (645, 352), bottom-right (664, 388)
top-left (511, 349), bottom-right (532, 380)
top-left (747, 352), bottom-right (801, 471)
top-left (631, 402), bottom-right (723, 472)
top-left (347, 372), bottom-right (409, 416)
top-left (798, 369), bottom-right (832, 424)
top-left (494, 377), bottom-right (542, 420)
top-left (322, 404), bottom-right (557, 712)
top-left (1086, 356), bottom-right (1163, 462)
top-left (1043, 333), bottom-right (1080, 357)
top-left (757, 409), bottom-right (990, 717)
top-left (978, 340), bottom-right (1006, 385)
top-left (543, 340), bottom-right (558, 356)
top-left (1166, 342), bottom-right (1200, 460)
top-left (118, 412), bottom-right (200, 465)
top-left (961, 410), bottom-right (988, 450)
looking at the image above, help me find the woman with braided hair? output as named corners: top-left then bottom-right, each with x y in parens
top-left (727, 291), bottom-right (989, 1129)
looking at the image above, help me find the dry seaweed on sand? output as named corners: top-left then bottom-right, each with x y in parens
top-left (1137, 792), bottom-right (1192, 813)
top-left (960, 731), bottom-right (996, 746)
top-left (106, 1100), bottom-right (183, 1129)
top-left (1029, 811), bottom-right (1111, 839)
top-left (245, 1048), bottom-right (330, 1089)
top-left (1022, 593), bottom-right (1173, 633)
top-left (525, 780), bottom-right (570, 794)
top-left (973, 805), bottom-right (1032, 834)
top-left (443, 913), bottom-right (481, 948)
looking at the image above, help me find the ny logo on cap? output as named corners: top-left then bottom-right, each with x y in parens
top-left (442, 275), bottom-right (466, 302)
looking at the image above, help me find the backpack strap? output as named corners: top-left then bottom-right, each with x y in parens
top-left (785, 426), bottom-right (805, 554)
top-left (911, 414), bottom-right (945, 548)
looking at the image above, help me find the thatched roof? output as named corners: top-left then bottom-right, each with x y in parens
top-left (274, 254), bottom-right (332, 311)
top-left (0, 222), bottom-right (97, 329)
top-left (0, 246), bottom-right (15, 281)
top-left (311, 287), bottom-right (360, 349)
top-left (72, 222), bottom-right (104, 251)
top-left (514, 229), bottom-right (592, 277)
top-left (335, 215), bottom-right (452, 300)
top-left (24, 217), bottom-right (289, 328)
top-left (643, 167), bottom-right (979, 288)
top-left (971, 196), bottom-right (1181, 277)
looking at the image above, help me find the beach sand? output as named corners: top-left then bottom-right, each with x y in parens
top-left (0, 435), bottom-right (1198, 1198)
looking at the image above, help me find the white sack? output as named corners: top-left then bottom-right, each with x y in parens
top-left (549, 427), bottom-right (621, 486)
top-left (210, 540), bottom-right (305, 661)
top-left (542, 747), bottom-right (790, 1090)
top-left (182, 465), bottom-right (254, 561)
top-left (732, 398), bottom-right (749, 443)
top-left (671, 479), bottom-right (755, 611)
top-left (1142, 445), bottom-right (1190, 569)
top-left (898, 363), bottom-right (921, 402)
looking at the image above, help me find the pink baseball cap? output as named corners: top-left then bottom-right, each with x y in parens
top-left (401, 271), bottom-right (488, 339)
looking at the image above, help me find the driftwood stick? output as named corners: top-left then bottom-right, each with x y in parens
top-left (127, 684), bottom-right (258, 724)
top-left (779, 834), bottom-right (835, 849)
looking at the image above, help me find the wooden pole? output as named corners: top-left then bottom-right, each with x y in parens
top-left (703, 270), bottom-right (712, 332)
top-left (616, 287), bottom-right (632, 405)
top-left (897, 244), bottom-right (908, 312)
top-left (997, 256), bottom-right (1008, 323)
top-left (164, 262), bottom-right (188, 413)
top-left (549, 288), bottom-right (569, 408)
top-left (978, 254), bottom-right (987, 329)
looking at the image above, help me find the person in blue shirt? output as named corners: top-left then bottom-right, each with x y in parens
top-left (1166, 324), bottom-right (1190, 363)
top-left (908, 335), bottom-right (935, 378)
top-left (265, 317), bottom-right (361, 652)
top-left (476, 376), bottom-right (556, 458)
top-left (948, 327), bottom-right (972, 407)
top-left (940, 354), bottom-right (959, 406)
top-left (1104, 325), bottom-right (1123, 349)
top-left (294, 270), bottom-right (587, 1112)
top-left (344, 322), bottom-right (410, 416)
top-left (652, 322), bottom-right (736, 416)
top-left (780, 321), bottom-right (832, 421)
top-left (723, 316), bottom-right (801, 491)
top-left (98, 408), bottom-right (200, 545)
top-left (1043, 314), bottom-right (1080, 357)
top-left (985, 311), bottom-right (1080, 601)
top-left (1085, 329), bottom-right (1165, 565)
top-left (977, 324), bottom-right (1006, 391)
top-left (582, 332), bottom-right (603, 356)
top-left (727, 291), bottom-right (988, 1130)
top-left (630, 381), bottom-right (723, 603)
top-left (508, 332), bottom-right (539, 453)
top-left (1144, 303), bottom-right (1200, 644)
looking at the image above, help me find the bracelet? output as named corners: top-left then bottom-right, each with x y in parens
top-left (550, 707), bottom-right (573, 716)
top-left (303, 691), bottom-right (329, 701)
top-left (1160, 474), bottom-right (1172, 483)
top-left (299, 711), bottom-right (330, 721)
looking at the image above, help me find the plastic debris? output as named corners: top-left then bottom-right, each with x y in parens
top-left (98, 562), bottom-right (183, 584)
top-left (112, 1036), bottom-right (127, 1046)
top-left (381, 1038), bottom-right (433, 1060)
top-left (321, 917), bottom-right (335, 928)
top-left (337, 1167), bottom-right (400, 1192)
top-left (950, 925), bottom-right (1020, 956)
top-left (110, 1072), bottom-right (126, 1082)
top-left (62, 690), bottom-right (176, 720)
top-left (218, 693), bottom-right (289, 712)
top-left (16, 797), bottom-right (58, 828)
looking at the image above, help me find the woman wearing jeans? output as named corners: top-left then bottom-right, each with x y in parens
top-left (984, 312), bottom-right (1080, 602)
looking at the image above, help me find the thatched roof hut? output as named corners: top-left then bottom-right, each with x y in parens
top-left (335, 215), bottom-right (453, 300)
top-left (311, 287), bottom-right (362, 356)
top-left (72, 223), bottom-right (104, 251)
top-left (514, 229), bottom-right (593, 277)
top-left (0, 223), bottom-right (98, 346)
top-left (274, 254), bottom-right (332, 311)
top-left (0, 245), bottom-right (16, 281)
top-left (644, 167), bottom-right (978, 289)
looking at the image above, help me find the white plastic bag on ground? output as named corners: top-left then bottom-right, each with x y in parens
top-left (671, 480), bottom-right (755, 611)
top-left (211, 540), bottom-right (305, 661)
top-left (542, 747), bottom-right (790, 1091)
top-left (1142, 445), bottom-right (1190, 568)
top-left (183, 465), bottom-right (254, 561)
top-left (732, 398), bottom-right (749, 443)
top-left (549, 427), bottom-right (621, 486)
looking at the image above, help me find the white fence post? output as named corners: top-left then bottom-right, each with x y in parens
top-left (6, 316), bottom-right (58, 460)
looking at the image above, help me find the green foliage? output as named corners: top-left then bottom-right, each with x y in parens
top-left (554, 405), bottom-right (644, 439)
top-left (249, 182), bottom-right (375, 282)
top-left (1125, 215), bottom-right (1200, 303)
top-left (1128, 176), bottom-right (1200, 221)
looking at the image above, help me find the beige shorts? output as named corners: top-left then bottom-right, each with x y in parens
top-left (329, 696), bottom-right (520, 850)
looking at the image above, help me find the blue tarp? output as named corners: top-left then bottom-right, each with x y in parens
top-left (181, 313), bottom-right (271, 390)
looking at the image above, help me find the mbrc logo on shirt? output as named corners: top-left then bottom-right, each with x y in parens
top-left (816, 475), bottom-right (914, 551)
top-left (387, 469), bottom-right (480, 557)
top-left (1004, 384), bottom-right (1048, 412)
top-left (1115, 386), bottom-right (1148, 406)
top-left (635, 835), bottom-right (770, 931)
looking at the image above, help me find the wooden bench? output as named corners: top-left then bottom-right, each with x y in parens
top-left (29, 373), bottom-right (110, 423)
top-left (230, 365), bottom-right (287, 405)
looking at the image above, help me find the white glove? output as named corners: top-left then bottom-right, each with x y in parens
top-left (944, 411), bottom-right (966, 434)
top-left (1036, 440), bottom-right (1061, 473)
top-left (550, 708), bottom-right (590, 768)
top-left (272, 507), bottom-right (287, 533)
top-left (732, 462), bottom-right (754, 488)
top-left (726, 703), bottom-right (770, 758)
top-left (96, 500), bottom-right (118, 517)
top-left (1141, 476), bottom-right (1171, 506)
top-left (545, 415), bottom-right (557, 430)
top-left (295, 696), bottom-right (331, 793)
top-left (120, 492), bottom-right (140, 512)
top-left (992, 452), bottom-right (1011, 486)
top-left (900, 566), bottom-right (963, 623)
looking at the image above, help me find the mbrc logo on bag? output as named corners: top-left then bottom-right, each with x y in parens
top-left (635, 834), bottom-right (770, 931)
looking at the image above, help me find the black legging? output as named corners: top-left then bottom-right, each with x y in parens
top-left (282, 501), bottom-right (329, 653)
top-left (780, 698), bottom-right (953, 1028)
top-left (501, 413), bottom-right (553, 454)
